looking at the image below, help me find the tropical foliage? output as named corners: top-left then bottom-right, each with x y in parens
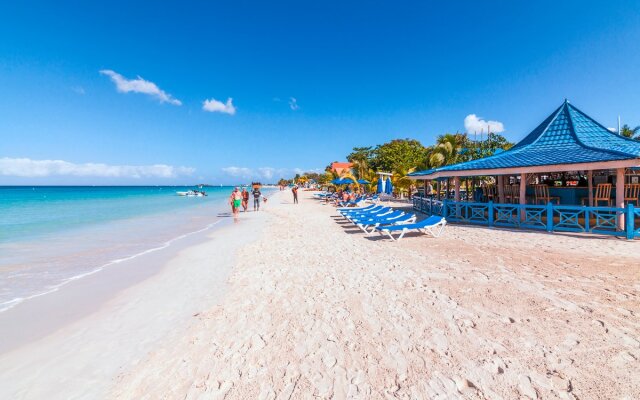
top-left (293, 131), bottom-right (514, 195)
top-left (620, 124), bottom-right (640, 140)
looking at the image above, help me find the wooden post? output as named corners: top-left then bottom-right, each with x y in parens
top-left (454, 177), bottom-right (461, 202)
top-left (616, 168), bottom-right (625, 229)
top-left (497, 175), bottom-right (505, 203)
top-left (519, 173), bottom-right (527, 222)
top-left (588, 170), bottom-right (594, 207)
top-left (519, 173), bottom-right (527, 206)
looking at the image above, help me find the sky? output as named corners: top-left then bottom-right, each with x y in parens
top-left (1, 0), bottom-right (640, 185)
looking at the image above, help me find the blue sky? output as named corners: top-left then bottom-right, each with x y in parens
top-left (1, 0), bottom-right (640, 184)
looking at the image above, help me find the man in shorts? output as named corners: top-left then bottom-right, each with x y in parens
top-left (252, 186), bottom-right (262, 211)
top-left (230, 187), bottom-right (242, 216)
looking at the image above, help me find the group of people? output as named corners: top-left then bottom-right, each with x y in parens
top-left (229, 186), bottom-right (266, 215)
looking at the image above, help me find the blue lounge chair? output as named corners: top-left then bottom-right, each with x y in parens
top-left (346, 207), bottom-right (392, 222)
top-left (357, 212), bottom-right (417, 233)
top-left (341, 205), bottom-right (386, 217)
top-left (375, 216), bottom-right (447, 241)
top-left (338, 204), bottom-right (378, 214)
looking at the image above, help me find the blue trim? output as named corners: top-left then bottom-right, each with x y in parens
top-left (412, 196), bottom-right (637, 239)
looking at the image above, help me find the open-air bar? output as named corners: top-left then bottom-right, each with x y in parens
top-left (409, 100), bottom-right (640, 239)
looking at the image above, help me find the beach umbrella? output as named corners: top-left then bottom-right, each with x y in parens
top-left (385, 177), bottom-right (393, 194)
top-left (331, 178), bottom-right (342, 184)
top-left (357, 179), bottom-right (370, 184)
top-left (376, 178), bottom-right (384, 194)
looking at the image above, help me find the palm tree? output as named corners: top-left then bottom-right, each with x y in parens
top-left (428, 133), bottom-right (462, 168)
top-left (391, 166), bottom-right (416, 199)
top-left (620, 124), bottom-right (640, 140)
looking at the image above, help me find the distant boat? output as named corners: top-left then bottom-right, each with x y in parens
top-left (176, 190), bottom-right (207, 197)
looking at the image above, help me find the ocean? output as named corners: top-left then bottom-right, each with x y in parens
top-left (0, 186), bottom-right (270, 312)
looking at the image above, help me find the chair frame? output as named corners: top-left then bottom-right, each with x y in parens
top-left (534, 184), bottom-right (560, 205)
top-left (624, 183), bottom-right (640, 206)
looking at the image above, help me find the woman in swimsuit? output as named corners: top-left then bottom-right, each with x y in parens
top-left (241, 188), bottom-right (249, 212)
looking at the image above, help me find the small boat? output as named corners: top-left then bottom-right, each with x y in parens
top-left (177, 190), bottom-right (207, 197)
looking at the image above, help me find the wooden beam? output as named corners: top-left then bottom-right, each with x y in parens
top-left (497, 175), bottom-right (505, 203)
top-left (409, 159), bottom-right (640, 180)
top-left (616, 168), bottom-right (625, 229)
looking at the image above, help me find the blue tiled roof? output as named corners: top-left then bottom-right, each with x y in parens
top-left (410, 100), bottom-right (640, 177)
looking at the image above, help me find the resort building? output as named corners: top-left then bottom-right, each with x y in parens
top-left (409, 100), bottom-right (640, 238)
top-left (330, 162), bottom-right (353, 176)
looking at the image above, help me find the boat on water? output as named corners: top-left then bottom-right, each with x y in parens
top-left (176, 190), bottom-right (207, 197)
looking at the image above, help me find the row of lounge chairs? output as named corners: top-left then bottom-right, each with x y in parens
top-left (313, 192), bottom-right (379, 207)
top-left (336, 204), bottom-right (447, 241)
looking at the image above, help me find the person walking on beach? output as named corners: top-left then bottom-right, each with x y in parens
top-left (241, 188), bottom-right (249, 212)
top-left (230, 187), bottom-right (242, 216)
top-left (252, 186), bottom-right (262, 211)
top-left (292, 185), bottom-right (298, 204)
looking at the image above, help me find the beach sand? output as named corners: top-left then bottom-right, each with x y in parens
top-left (0, 212), bottom-right (265, 399)
top-left (105, 190), bottom-right (640, 399)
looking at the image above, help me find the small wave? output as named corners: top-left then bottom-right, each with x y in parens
top-left (0, 219), bottom-right (223, 313)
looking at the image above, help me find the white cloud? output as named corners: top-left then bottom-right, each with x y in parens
top-left (289, 97), bottom-right (299, 110)
top-left (99, 69), bottom-right (182, 105)
top-left (72, 86), bottom-right (85, 95)
top-left (464, 114), bottom-right (505, 134)
top-left (608, 127), bottom-right (617, 132)
top-left (202, 98), bottom-right (236, 115)
top-left (222, 166), bottom-right (318, 181)
top-left (0, 158), bottom-right (194, 178)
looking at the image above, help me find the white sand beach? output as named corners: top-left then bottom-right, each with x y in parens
top-left (1, 190), bottom-right (639, 399)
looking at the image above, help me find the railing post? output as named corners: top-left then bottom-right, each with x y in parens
top-left (546, 201), bottom-right (553, 232)
top-left (443, 199), bottom-right (448, 219)
top-left (584, 206), bottom-right (589, 232)
top-left (627, 203), bottom-right (635, 240)
top-left (429, 196), bottom-right (433, 215)
top-left (488, 201), bottom-right (494, 227)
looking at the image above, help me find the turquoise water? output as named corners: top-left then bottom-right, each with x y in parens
top-left (0, 186), bottom-right (270, 312)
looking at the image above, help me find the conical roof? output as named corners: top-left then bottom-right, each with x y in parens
top-left (410, 100), bottom-right (640, 177)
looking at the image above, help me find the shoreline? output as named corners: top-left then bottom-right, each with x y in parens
top-left (1, 190), bottom-right (638, 398)
top-left (0, 192), bottom-right (276, 399)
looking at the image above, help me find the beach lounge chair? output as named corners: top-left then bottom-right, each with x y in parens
top-left (351, 209), bottom-right (404, 225)
top-left (375, 215), bottom-right (447, 241)
top-left (345, 207), bottom-right (392, 222)
top-left (357, 212), bottom-right (417, 233)
top-left (341, 205), bottom-right (386, 217)
top-left (338, 196), bottom-right (364, 208)
top-left (338, 204), bottom-right (379, 215)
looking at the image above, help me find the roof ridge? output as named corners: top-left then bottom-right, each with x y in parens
top-left (566, 103), bottom-right (639, 158)
top-left (568, 102), bottom-right (640, 145)
top-left (510, 103), bottom-right (565, 150)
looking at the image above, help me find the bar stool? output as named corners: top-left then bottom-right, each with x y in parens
top-left (534, 184), bottom-right (560, 205)
top-left (511, 184), bottom-right (520, 204)
top-left (582, 183), bottom-right (612, 206)
top-left (625, 184), bottom-right (640, 206)
top-left (504, 184), bottom-right (513, 203)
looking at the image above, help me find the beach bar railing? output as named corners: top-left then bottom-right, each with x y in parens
top-left (412, 196), bottom-right (639, 239)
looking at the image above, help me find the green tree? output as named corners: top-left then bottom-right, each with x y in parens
top-left (370, 139), bottom-right (428, 172)
top-left (347, 146), bottom-right (374, 163)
